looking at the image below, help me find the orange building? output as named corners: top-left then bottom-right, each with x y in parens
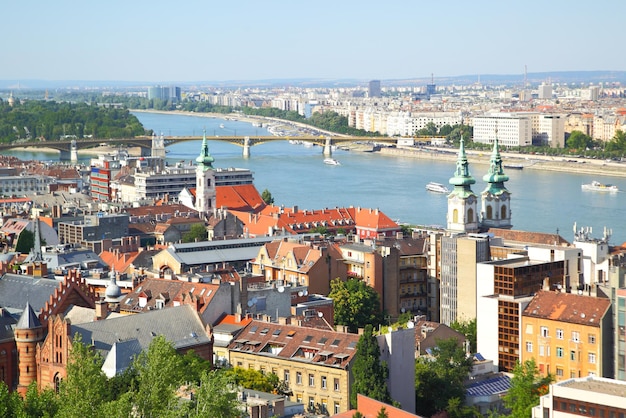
top-left (521, 290), bottom-right (612, 381)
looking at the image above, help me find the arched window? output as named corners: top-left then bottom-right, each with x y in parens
top-left (501, 205), bottom-right (507, 220)
top-left (452, 209), bottom-right (458, 223)
top-left (486, 206), bottom-right (493, 220)
top-left (54, 373), bottom-right (61, 393)
top-left (467, 208), bottom-right (474, 223)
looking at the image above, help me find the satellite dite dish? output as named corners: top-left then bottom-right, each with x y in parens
top-left (303, 290), bottom-right (308, 296)
top-left (298, 291), bottom-right (304, 297)
top-left (247, 300), bottom-right (254, 307)
top-left (318, 311), bottom-right (324, 318)
top-left (277, 286), bottom-right (285, 293)
top-left (406, 321), bottom-right (415, 329)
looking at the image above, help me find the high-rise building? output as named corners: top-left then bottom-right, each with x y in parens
top-left (368, 80), bottom-right (381, 98)
top-left (147, 85), bottom-right (181, 103)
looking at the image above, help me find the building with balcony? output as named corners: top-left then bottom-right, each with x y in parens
top-left (477, 256), bottom-right (565, 372)
top-left (227, 318), bottom-right (361, 415)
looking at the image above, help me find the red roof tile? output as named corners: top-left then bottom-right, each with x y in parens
top-left (523, 290), bottom-right (611, 326)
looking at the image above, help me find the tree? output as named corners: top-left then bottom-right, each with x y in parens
top-left (415, 338), bottom-right (474, 417)
top-left (15, 228), bottom-right (34, 254)
top-left (189, 369), bottom-right (243, 418)
top-left (261, 188), bottom-right (274, 205)
top-left (376, 407), bottom-right (389, 418)
top-left (504, 359), bottom-right (553, 418)
top-left (57, 333), bottom-right (109, 417)
top-left (182, 223), bottom-right (208, 243)
top-left (450, 318), bottom-right (477, 353)
top-left (329, 278), bottom-right (383, 333)
top-left (350, 324), bottom-right (392, 409)
top-left (566, 130), bottom-right (592, 150)
top-left (132, 335), bottom-right (186, 418)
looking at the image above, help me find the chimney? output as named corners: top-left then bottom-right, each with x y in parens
top-left (95, 299), bottom-right (108, 320)
top-left (235, 312), bottom-right (242, 323)
top-left (278, 316), bottom-right (290, 325)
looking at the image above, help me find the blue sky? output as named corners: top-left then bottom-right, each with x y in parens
top-left (3, 0), bottom-right (625, 83)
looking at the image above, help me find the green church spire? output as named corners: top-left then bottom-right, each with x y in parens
top-left (449, 136), bottom-right (476, 197)
top-left (482, 136), bottom-right (509, 195)
top-left (195, 130), bottom-right (215, 170)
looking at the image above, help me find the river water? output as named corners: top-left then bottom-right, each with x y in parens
top-left (6, 111), bottom-right (626, 245)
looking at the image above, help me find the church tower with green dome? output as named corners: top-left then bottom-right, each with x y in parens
top-left (195, 130), bottom-right (216, 217)
top-left (447, 137), bottom-right (479, 233)
top-left (480, 135), bottom-right (512, 229)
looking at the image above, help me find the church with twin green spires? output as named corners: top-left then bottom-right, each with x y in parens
top-left (446, 136), bottom-right (512, 233)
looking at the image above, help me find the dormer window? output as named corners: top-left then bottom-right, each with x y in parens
top-left (155, 300), bottom-right (165, 310)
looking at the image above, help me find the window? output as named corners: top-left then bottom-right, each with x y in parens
top-left (284, 370), bottom-right (289, 382)
top-left (556, 329), bottom-right (563, 339)
top-left (334, 378), bottom-right (340, 391)
top-left (557, 347), bottom-right (564, 358)
top-left (556, 368), bottom-right (563, 377)
top-left (588, 334), bottom-right (596, 344)
top-left (526, 341), bottom-right (533, 352)
top-left (572, 331), bottom-right (580, 343)
top-left (296, 372), bottom-right (302, 385)
top-left (309, 397), bottom-right (315, 409)
top-left (309, 374), bottom-right (315, 387)
top-left (541, 327), bottom-right (549, 337)
top-left (334, 402), bottom-right (340, 414)
top-left (589, 353), bottom-right (596, 364)
top-left (570, 350), bottom-right (576, 361)
top-left (539, 345), bottom-right (545, 356)
top-left (321, 376), bottom-right (327, 389)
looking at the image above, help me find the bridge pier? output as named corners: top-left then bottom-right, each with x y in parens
top-left (242, 136), bottom-right (251, 158)
top-left (323, 137), bottom-right (333, 157)
top-left (70, 140), bottom-right (78, 162)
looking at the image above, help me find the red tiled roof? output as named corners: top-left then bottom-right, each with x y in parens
top-left (120, 278), bottom-right (220, 314)
top-left (228, 319), bottom-right (360, 369)
top-left (523, 290), bottom-right (611, 327)
top-left (488, 228), bottom-right (570, 246)
top-left (215, 184), bottom-right (266, 213)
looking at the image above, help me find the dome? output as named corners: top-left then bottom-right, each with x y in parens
top-left (105, 270), bottom-right (122, 300)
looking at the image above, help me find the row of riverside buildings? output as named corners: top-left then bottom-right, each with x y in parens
top-left (1, 132), bottom-right (626, 416)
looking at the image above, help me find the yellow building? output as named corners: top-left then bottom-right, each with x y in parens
top-left (521, 290), bottom-right (612, 381)
top-left (228, 318), bottom-right (360, 415)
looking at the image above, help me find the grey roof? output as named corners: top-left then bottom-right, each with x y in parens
top-left (29, 249), bottom-right (107, 271)
top-left (16, 302), bottom-right (42, 329)
top-left (0, 274), bottom-right (60, 314)
top-left (130, 249), bottom-right (160, 269)
top-left (71, 304), bottom-right (210, 358)
top-left (101, 339), bottom-right (143, 377)
top-left (0, 308), bottom-right (17, 341)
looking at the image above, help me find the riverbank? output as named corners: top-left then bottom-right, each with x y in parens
top-left (376, 146), bottom-right (626, 178)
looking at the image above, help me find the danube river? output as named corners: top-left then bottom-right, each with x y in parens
top-left (7, 111), bottom-right (626, 245)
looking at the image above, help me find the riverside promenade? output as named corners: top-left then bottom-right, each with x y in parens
top-left (379, 146), bottom-right (626, 178)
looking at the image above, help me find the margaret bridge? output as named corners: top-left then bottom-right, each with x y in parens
top-left (0, 134), bottom-right (445, 161)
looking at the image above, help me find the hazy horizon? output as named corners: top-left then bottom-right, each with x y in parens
top-left (3, 1), bottom-right (626, 84)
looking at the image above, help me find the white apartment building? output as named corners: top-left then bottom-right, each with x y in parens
top-left (472, 114), bottom-right (533, 147)
top-left (113, 164), bottom-right (254, 203)
top-left (535, 114), bottom-right (565, 147)
top-left (0, 175), bottom-right (56, 197)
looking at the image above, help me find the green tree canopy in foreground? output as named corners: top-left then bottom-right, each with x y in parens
top-left (503, 358), bottom-right (553, 418)
top-left (329, 277), bottom-right (383, 333)
top-left (350, 324), bottom-right (392, 409)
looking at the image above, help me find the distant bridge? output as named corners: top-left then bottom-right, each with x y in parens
top-left (1, 135), bottom-right (445, 160)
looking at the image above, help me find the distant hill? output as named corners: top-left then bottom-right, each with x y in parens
top-left (1, 71), bottom-right (625, 90)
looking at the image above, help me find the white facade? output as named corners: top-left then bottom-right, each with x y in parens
top-left (532, 376), bottom-right (626, 418)
top-left (476, 263), bottom-right (499, 365)
top-left (0, 175), bottom-right (56, 197)
top-left (376, 328), bottom-right (416, 414)
top-left (472, 114), bottom-right (532, 147)
top-left (536, 114), bottom-right (565, 147)
top-left (538, 83), bottom-right (552, 99)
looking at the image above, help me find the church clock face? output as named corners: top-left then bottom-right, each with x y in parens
top-left (467, 196), bottom-right (476, 205)
top-left (500, 193), bottom-right (508, 201)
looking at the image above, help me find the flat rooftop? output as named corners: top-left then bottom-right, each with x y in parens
top-left (559, 377), bottom-right (626, 398)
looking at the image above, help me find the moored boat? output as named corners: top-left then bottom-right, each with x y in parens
top-left (426, 182), bottom-right (450, 194)
top-left (504, 164), bottom-right (524, 170)
top-left (581, 180), bottom-right (619, 192)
